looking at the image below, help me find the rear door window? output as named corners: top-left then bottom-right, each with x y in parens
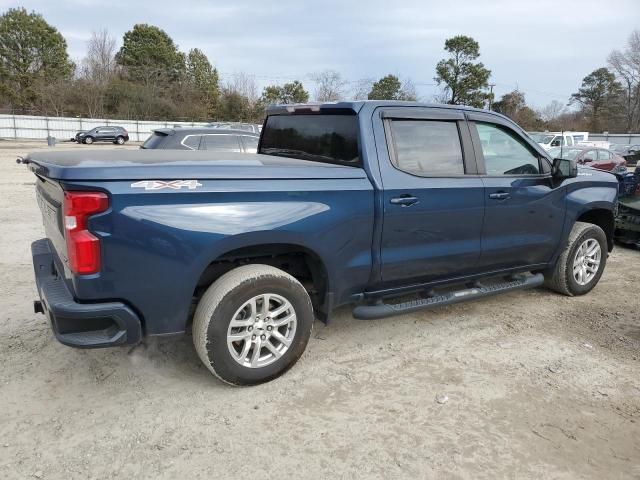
top-left (598, 150), bottom-right (611, 160)
top-left (388, 120), bottom-right (464, 176)
top-left (202, 134), bottom-right (241, 152)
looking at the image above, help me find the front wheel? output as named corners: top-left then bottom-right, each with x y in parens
top-left (544, 221), bottom-right (607, 296)
top-left (83, 136), bottom-right (94, 144)
top-left (193, 265), bottom-right (314, 386)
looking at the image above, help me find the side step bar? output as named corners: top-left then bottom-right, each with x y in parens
top-left (352, 273), bottom-right (544, 320)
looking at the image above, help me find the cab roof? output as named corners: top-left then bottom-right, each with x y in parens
top-left (266, 100), bottom-right (508, 119)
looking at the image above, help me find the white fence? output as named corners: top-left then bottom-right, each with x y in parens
top-left (0, 114), bottom-right (210, 142)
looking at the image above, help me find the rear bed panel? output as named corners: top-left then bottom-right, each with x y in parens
top-left (63, 177), bottom-right (374, 335)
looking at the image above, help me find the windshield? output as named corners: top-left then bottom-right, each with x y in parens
top-left (260, 114), bottom-right (360, 167)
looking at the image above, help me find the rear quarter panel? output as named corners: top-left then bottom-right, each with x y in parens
top-left (68, 178), bottom-right (374, 335)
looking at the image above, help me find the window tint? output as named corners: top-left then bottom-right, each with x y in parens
top-left (142, 132), bottom-right (169, 149)
top-left (260, 114), bottom-right (360, 166)
top-left (598, 149), bottom-right (611, 160)
top-left (241, 135), bottom-right (259, 153)
top-left (202, 134), bottom-right (241, 152)
top-left (550, 136), bottom-right (563, 147)
top-left (182, 135), bottom-right (201, 150)
top-left (389, 120), bottom-right (464, 176)
top-left (476, 123), bottom-right (540, 175)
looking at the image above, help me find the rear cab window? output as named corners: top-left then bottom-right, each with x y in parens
top-left (259, 114), bottom-right (360, 167)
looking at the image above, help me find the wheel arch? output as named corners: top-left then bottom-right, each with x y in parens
top-left (576, 208), bottom-right (615, 252)
top-left (193, 242), bottom-right (332, 322)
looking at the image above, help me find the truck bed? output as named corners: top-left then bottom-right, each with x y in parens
top-left (25, 150), bottom-right (367, 181)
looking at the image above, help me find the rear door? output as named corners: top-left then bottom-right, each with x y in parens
top-left (596, 149), bottom-right (614, 171)
top-left (467, 112), bottom-right (565, 271)
top-left (375, 107), bottom-right (485, 284)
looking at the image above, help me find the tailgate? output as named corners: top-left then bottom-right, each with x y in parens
top-left (35, 175), bottom-right (67, 267)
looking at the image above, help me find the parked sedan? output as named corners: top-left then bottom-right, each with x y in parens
top-left (548, 146), bottom-right (626, 173)
top-left (611, 144), bottom-right (640, 163)
top-left (73, 126), bottom-right (129, 145)
top-left (141, 128), bottom-right (259, 152)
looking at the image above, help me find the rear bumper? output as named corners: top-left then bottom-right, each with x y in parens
top-left (31, 239), bottom-right (142, 348)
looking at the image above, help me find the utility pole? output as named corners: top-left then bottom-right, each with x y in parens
top-left (488, 83), bottom-right (495, 111)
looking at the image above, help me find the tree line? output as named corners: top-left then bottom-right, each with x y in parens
top-left (0, 7), bottom-right (638, 133)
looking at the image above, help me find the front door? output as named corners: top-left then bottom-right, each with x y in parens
top-left (375, 107), bottom-right (485, 284)
top-left (468, 114), bottom-right (566, 271)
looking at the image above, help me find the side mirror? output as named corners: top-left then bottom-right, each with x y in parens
top-left (552, 157), bottom-right (578, 180)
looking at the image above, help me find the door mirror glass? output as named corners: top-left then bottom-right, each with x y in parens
top-left (552, 157), bottom-right (578, 180)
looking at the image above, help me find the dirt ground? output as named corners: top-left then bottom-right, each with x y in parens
top-left (0, 139), bottom-right (638, 479)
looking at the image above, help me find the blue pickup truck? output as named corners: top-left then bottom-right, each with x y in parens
top-left (25, 101), bottom-right (618, 385)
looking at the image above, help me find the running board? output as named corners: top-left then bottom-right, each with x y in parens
top-left (352, 273), bottom-right (544, 320)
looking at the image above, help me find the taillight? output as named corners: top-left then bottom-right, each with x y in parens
top-left (63, 191), bottom-right (109, 275)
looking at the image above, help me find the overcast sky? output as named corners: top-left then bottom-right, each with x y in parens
top-left (4, 0), bottom-right (640, 108)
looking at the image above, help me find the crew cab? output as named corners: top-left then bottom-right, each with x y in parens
top-left (25, 101), bottom-right (618, 385)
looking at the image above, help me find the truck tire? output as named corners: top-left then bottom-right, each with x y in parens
top-left (544, 221), bottom-right (607, 296)
top-left (193, 264), bottom-right (314, 386)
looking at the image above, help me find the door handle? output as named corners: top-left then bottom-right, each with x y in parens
top-left (488, 192), bottom-right (510, 200)
top-left (390, 195), bottom-right (419, 206)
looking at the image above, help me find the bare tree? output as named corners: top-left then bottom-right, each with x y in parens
top-left (81, 29), bottom-right (117, 84)
top-left (400, 78), bottom-right (418, 101)
top-left (608, 29), bottom-right (640, 132)
top-left (538, 100), bottom-right (567, 124)
top-left (224, 72), bottom-right (259, 104)
top-left (351, 78), bottom-right (374, 100)
top-left (310, 70), bottom-right (347, 102)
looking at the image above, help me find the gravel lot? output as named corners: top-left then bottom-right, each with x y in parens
top-left (0, 140), bottom-right (639, 479)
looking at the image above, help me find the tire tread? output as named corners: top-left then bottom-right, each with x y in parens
top-left (192, 264), bottom-right (312, 386)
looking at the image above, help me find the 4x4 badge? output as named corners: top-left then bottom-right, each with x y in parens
top-left (131, 180), bottom-right (203, 190)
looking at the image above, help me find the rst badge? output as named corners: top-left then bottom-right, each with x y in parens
top-left (131, 180), bottom-right (203, 191)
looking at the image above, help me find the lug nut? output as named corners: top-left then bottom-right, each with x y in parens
top-left (267, 325), bottom-right (273, 331)
top-left (261, 334), bottom-right (266, 340)
top-left (248, 326), bottom-right (253, 331)
top-left (251, 335), bottom-right (256, 340)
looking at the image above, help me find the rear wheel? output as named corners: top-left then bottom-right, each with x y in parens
top-left (83, 136), bottom-right (94, 144)
top-left (115, 136), bottom-right (125, 145)
top-left (544, 221), bottom-right (607, 296)
top-left (193, 264), bottom-right (314, 386)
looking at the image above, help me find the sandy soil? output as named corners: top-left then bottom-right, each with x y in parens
top-left (0, 140), bottom-right (638, 479)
